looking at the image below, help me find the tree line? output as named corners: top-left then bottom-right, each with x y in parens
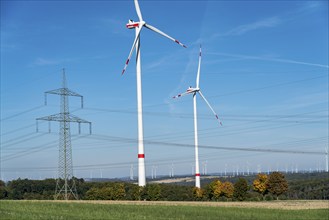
top-left (1, 172), bottom-right (328, 201)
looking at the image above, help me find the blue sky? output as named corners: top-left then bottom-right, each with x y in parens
top-left (1, 0), bottom-right (328, 181)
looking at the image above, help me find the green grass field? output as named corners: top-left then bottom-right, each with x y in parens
top-left (0, 200), bottom-right (328, 220)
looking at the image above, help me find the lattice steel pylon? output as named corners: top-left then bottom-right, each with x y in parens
top-left (36, 69), bottom-right (91, 200)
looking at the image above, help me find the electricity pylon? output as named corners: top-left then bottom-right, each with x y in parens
top-left (36, 69), bottom-right (91, 200)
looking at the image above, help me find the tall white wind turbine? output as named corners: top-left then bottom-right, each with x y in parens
top-left (122, 0), bottom-right (186, 187)
top-left (173, 46), bottom-right (222, 188)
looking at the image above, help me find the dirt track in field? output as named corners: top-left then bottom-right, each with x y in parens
top-left (50, 200), bottom-right (329, 210)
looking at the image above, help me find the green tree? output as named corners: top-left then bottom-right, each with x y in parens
top-left (85, 187), bottom-right (113, 200)
top-left (233, 178), bottom-right (248, 201)
top-left (125, 184), bottom-right (142, 201)
top-left (0, 180), bottom-right (9, 199)
top-left (266, 172), bottom-right (288, 200)
top-left (101, 187), bottom-right (114, 200)
top-left (85, 187), bottom-right (102, 200)
top-left (145, 184), bottom-right (162, 201)
top-left (160, 184), bottom-right (194, 201)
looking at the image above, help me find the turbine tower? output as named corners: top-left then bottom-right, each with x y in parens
top-left (36, 69), bottom-right (91, 200)
top-left (130, 164), bottom-right (134, 180)
top-left (173, 46), bottom-right (222, 188)
top-left (121, 0), bottom-right (186, 186)
top-left (325, 146), bottom-right (328, 172)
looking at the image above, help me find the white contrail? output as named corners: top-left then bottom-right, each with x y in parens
top-left (219, 17), bottom-right (281, 36)
top-left (209, 52), bottom-right (329, 69)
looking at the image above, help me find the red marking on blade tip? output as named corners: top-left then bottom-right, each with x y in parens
top-left (138, 154), bottom-right (145, 158)
top-left (126, 59), bottom-right (130, 65)
top-left (195, 173), bottom-right (201, 177)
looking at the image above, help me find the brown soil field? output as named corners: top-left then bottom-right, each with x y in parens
top-left (51, 200), bottom-right (329, 210)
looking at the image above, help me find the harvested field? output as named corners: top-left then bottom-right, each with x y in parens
top-left (31, 199), bottom-right (329, 210)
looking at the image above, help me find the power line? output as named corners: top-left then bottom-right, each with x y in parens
top-left (85, 133), bottom-right (325, 155)
top-left (144, 110), bottom-right (328, 142)
top-left (1, 131), bottom-right (326, 164)
top-left (1, 123), bottom-right (38, 136)
top-left (1, 132), bottom-right (47, 150)
top-left (0, 105), bottom-right (45, 122)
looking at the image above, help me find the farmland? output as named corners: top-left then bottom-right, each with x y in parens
top-left (1, 200), bottom-right (328, 220)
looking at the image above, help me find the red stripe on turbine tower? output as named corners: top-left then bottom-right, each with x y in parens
top-left (138, 154), bottom-right (145, 158)
top-left (195, 173), bottom-right (201, 176)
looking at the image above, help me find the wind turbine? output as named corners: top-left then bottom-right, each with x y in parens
top-left (173, 46), bottom-right (222, 188)
top-left (122, 0), bottom-right (186, 187)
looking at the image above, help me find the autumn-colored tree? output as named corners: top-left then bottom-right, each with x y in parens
top-left (112, 183), bottom-right (126, 200)
top-left (233, 178), bottom-right (248, 201)
top-left (208, 180), bottom-right (222, 200)
top-left (253, 173), bottom-right (268, 199)
top-left (221, 181), bottom-right (234, 199)
top-left (266, 172), bottom-right (288, 200)
top-left (192, 187), bottom-right (205, 200)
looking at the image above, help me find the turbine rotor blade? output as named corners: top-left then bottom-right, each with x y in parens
top-left (122, 27), bottom-right (143, 75)
top-left (196, 45), bottom-right (202, 88)
top-left (172, 91), bottom-right (194, 99)
top-left (198, 90), bottom-right (222, 125)
top-left (144, 23), bottom-right (187, 48)
top-left (134, 0), bottom-right (143, 21)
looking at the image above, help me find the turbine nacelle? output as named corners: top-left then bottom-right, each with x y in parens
top-left (126, 20), bottom-right (146, 29)
top-left (121, 0), bottom-right (186, 75)
top-left (187, 87), bottom-right (200, 92)
top-left (126, 20), bottom-right (139, 29)
top-left (173, 87), bottom-right (199, 98)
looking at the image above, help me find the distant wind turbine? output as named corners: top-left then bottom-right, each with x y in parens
top-left (122, 0), bottom-right (186, 187)
top-left (325, 146), bottom-right (328, 172)
top-left (173, 46), bottom-right (222, 188)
